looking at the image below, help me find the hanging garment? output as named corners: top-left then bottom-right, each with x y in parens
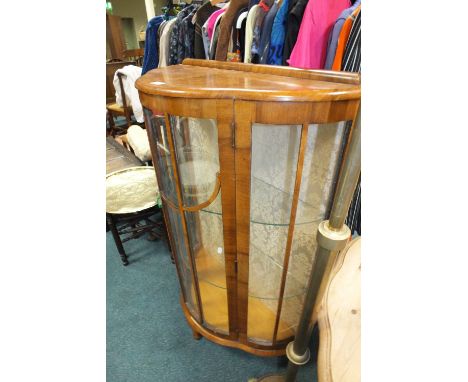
top-left (113, 65), bottom-right (144, 123)
top-left (250, 0), bottom-right (275, 63)
top-left (288, 0), bottom-right (351, 69)
top-left (177, 5), bottom-right (199, 63)
top-left (341, 10), bottom-right (361, 236)
top-left (236, 9), bottom-right (249, 28)
top-left (228, 7), bottom-right (248, 59)
top-left (142, 15), bottom-right (165, 75)
top-left (158, 18), bottom-right (177, 67)
top-left (248, 0), bottom-right (260, 10)
top-left (345, 175), bottom-right (361, 235)
top-left (215, 0), bottom-right (250, 61)
top-left (232, 9), bottom-right (248, 61)
top-left (331, 5), bottom-right (360, 71)
top-left (194, 2), bottom-right (219, 59)
top-left (202, 18), bottom-right (212, 59)
top-left (207, 8), bottom-right (226, 40)
top-left (282, 0), bottom-right (308, 65)
top-left (159, 19), bottom-right (168, 38)
top-left (342, 9), bottom-right (361, 72)
top-left (267, 0), bottom-right (289, 65)
top-left (169, 7), bottom-right (193, 65)
top-left (210, 11), bottom-right (225, 59)
top-left (158, 20), bottom-right (167, 42)
top-left (258, 0), bottom-right (280, 63)
top-left (244, 5), bottom-right (261, 63)
top-left (169, 5), bottom-right (194, 65)
top-left (324, 0), bottom-right (360, 69)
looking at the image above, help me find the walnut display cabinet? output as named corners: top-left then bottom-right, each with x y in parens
top-left (135, 59), bottom-right (361, 356)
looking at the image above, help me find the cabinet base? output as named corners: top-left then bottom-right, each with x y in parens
top-left (179, 295), bottom-right (288, 357)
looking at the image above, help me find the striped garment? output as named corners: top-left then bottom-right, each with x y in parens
top-left (342, 9), bottom-right (361, 72)
top-left (342, 9), bottom-right (361, 234)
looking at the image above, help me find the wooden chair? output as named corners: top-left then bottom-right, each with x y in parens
top-left (106, 60), bottom-right (134, 103)
top-left (123, 49), bottom-right (144, 67)
top-left (106, 60), bottom-right (136, 136)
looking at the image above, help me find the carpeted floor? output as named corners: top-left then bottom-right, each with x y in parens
top-left (107, 231), bottom-right (318, 382)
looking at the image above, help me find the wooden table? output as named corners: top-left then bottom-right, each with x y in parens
top-left (106, 137), bottom-right (169, 266)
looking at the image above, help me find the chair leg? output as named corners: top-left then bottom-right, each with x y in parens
top-left (125, 109), bottom-right (132, 129)
top-left (107, 111), bottom-right (116, 137)
top-left (107, 214), bottom-right (129, 266)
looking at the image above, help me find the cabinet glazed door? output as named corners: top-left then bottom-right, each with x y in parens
top-left (143, 103), bottom-right (237, 339)
top-left (233, 101), bottom-right (351, 347)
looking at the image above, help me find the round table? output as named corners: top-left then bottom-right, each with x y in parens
top-left (106, 166), bottom-right (166, 266)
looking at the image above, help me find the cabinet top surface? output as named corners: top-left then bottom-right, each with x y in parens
top-left (135, 60), bottom-right (361, 102)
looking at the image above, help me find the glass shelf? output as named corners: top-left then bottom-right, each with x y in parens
top-left (178, 236), bottom-right (314, 301)
top-left (201, 176), bottom-right (325, 226)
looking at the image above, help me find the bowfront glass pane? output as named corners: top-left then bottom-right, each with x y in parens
top-left (170, 116), bottom-right (228, 335)
top-left (166, 206), bottom-right (200, 322)
top-left (247, 123), bottom-right (301, 345)
top-left (143, 110), bottom-right (177, 204)
top-left (276, 121), bottom-right (348, 341)
top-left (143, 109), bottom-right (201, 322)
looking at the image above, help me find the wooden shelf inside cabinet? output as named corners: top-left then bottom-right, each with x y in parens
top-left (136, 59), bottom-right (360, 356)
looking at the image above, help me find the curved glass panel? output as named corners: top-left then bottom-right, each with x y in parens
top-left (143, 109), bottom-right (202, 322)
top-left (170, 116), bottom-right (220, 208)
top-left (276, 121), bottom-right (348, 341)
top-left (143, 111), bottom-right (177, 204)
top-left (165, 206), bottom-right (201, 322)
top-left (247, 123), bottom-right (301, 345)
top-left (171, 116), bottom-right (229, 335)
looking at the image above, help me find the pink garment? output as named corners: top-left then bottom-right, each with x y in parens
top-left (207, 8), bottom-right (226, 40)
top-left (288, 0), bottom-right (351, 69)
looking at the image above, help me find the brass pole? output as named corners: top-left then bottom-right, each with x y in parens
top-left (282, 106), bottom-right (361, 382)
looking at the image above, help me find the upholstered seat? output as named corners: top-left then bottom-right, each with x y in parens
top-left (106, 102), bottom-right (132, 114)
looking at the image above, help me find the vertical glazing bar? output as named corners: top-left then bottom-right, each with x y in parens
top-left (272, 123), bottom-right (309, 344)
top-left (164, 113), bottom-right (205, 324)
top-left (234, 100), bottom-right (255, 343)
top-left (143, 110), bottom-right (188, 304)
top-left (216, 99), bottom-right (238, 338)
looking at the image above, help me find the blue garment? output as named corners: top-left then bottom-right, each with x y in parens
top-left (250, 0), bottom-right (275, 64)
top-left (248, 0), bottom-right (260, 10)
top-left (258, 1), bottom-right (279, 64)
top-left (266, 0), bottom-right (289, 65)
top-left (142, 16), bottom-right (165, 75)
top-left (323, 0), bottom-right (360, 69)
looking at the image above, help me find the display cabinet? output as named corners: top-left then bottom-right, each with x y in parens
top-left (135, 59), bottom-right (361, 356)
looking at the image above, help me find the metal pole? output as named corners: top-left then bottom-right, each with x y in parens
top-left (282, 106), bottom-right (361, 382)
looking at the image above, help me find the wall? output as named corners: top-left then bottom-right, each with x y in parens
top-left (110, 0), bottom-right (150, 49)
top-left (121, 18), bottom-right (138, 49)
top-left (110, 0), bottom-right (169, 49)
